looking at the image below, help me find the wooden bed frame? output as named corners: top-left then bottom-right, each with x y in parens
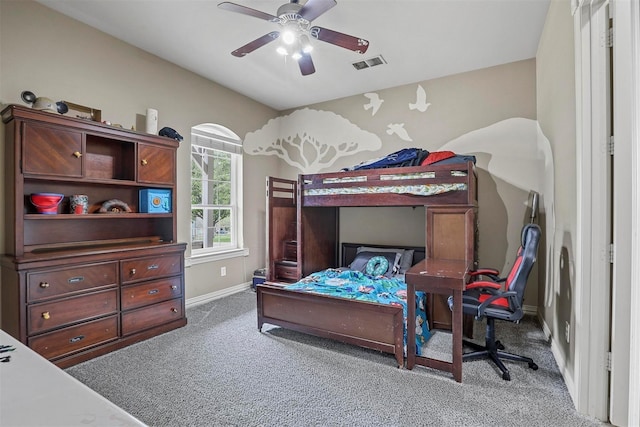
top-left (257, 243), bottom-right (426, 368)
top-left (263, 160), bottom-right (478, 366)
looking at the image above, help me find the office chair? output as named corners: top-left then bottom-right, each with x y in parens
top-left (448, 223), bottom-right (541, 380)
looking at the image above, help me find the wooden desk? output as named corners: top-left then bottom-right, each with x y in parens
top-left (405, 258), bottom-right (471, 382)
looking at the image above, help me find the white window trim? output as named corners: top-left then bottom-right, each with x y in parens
top-left (186, 247), bottom-right (250, 267)
top-left (189, 123), bottom-right (244, 259)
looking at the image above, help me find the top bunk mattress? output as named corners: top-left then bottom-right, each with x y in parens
top-left (300, 161), bottom-right (477, 207)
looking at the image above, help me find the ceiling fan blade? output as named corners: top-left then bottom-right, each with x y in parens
top-left (231, 32), bottom-right (280, 57)
top-left (298, 52), bottom-right (316, 76)
top-left (218, 2), bottom-right (279, 22)
top-left (298, 0), bottom-right (337, 22)
top-left (309, 26), bottom-right (369, 54)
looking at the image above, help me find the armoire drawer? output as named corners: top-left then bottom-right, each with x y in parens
top-left (29, 315), bottom-right (118, 360)
top-left (121, 298), bottom-right (183, 336)
top-left (121, 253), bottom-right (182, 284)
top-left (27, 262), bottom-right (118, 302)
top-left (28, 289), bottom-right (118, 335)
top-left (121, 276), bottom-right (182, 310)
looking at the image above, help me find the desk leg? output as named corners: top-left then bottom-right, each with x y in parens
top-left (452, 289), bottom-right (463, 382)
top-left (406, 282), bottom-right (416, 369)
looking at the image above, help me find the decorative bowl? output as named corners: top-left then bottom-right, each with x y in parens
top-left (30, 193), bottom-right (64, 214)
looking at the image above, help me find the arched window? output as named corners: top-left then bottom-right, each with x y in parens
top-left (190, 123), bottom-right (243, 256)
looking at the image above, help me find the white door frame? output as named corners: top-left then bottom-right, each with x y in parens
top-left (574, 0), bottom-right (639, 425)
top-left (628, 1), bottom-right (640, 424)
top-left (614, 1), bottom-right (640, 425)
top-left (573, 0), bottom-right (611, 420)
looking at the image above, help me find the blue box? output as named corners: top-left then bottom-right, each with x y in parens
top-left (139, 189), bottom-right (171, 213)
top-left (252, 276), bottom-right (265, 290)
top-left (252, 268), bottom-right (266, 290)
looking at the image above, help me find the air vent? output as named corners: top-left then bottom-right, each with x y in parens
top-left (352, 55), bottom-right (387, 70)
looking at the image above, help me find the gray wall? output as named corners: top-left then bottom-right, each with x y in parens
top-left (535, 0), bottom-right (577, 383)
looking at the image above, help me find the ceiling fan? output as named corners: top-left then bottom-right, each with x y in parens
top-left (218, 0), bottom-right (369, 76)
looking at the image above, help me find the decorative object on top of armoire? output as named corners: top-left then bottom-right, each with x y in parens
top-left (145, 108), bottom-right (158, 134)
top-left (0, 104), bottom-right (187, 368)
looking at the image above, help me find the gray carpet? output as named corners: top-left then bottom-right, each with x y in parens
top-left (66, 290), bottom-right (605, 427)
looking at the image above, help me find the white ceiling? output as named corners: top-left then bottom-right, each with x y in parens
top-left (37, 0), bottom-right (551, 111)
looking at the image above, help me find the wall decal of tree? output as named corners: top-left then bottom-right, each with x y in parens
top-left (244, 108), bottom-right (381, 173)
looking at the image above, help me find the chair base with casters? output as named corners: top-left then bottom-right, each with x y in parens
top-left (448, 223), bottom-right (542, 381)
top-left (461, 316), bottom-right (538, 381)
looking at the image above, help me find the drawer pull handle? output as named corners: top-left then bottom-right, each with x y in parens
top-left (171, 308), bottom-right (178, 313)
top-left (68, 276), bottom-right (84, 284)
top-left (141, 159), bottom-right (148, 166)
top-left (69, 335), bottom-right (85, 343)
top-left (73, 151), bottom-right (82, 158)
top-left (147, 264), bottom-right (159, 270)
top-left (148, 289), bottom-right (159, 295)
top-left (39, 282), bottom-right (50, 288)
top-left (130, 268), bottom-right (136, 276)
top-left (42, 312), bottom-right (50, 320)
top-left (170, 285), bottom-right (178, 290)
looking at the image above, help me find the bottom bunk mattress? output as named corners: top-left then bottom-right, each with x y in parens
top-left (257, 268), bottom-right (431, 365)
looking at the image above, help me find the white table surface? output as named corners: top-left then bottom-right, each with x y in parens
top-left (0, 329), bottom-right (146, 427)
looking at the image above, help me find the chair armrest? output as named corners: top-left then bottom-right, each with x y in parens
top-left (469, 269), bottom-right (503, 282)
top-left (476, 291), bottom-right (519, 317)
top-left (466, 281), bottom-right (502, 290)
top-left (470, 268), bottom-right (500, 276)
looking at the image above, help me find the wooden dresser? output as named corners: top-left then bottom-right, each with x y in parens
top-left (1, 105), bottom-right (187, 368)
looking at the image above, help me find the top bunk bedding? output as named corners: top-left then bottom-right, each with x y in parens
top-left (300, 160), bottom-right (477, 207)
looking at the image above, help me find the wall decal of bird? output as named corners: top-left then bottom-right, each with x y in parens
top-left (386, 123), bottom-right (412, 141)
top-left (409, 84), bottom-right (431, 112)
top-left (363, 92), bottom-right (384, 116)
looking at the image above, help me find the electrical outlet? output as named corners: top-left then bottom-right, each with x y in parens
top-left (220, 266), bottom-right (226, 277)
top-left (565, 321), bottom-right (570, 343)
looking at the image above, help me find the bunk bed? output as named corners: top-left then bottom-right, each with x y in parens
top-left (259, 160), bottom-right (477, 366)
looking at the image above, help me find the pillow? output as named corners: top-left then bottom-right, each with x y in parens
top-left (421, 151), bottom-right (455, 165)
top-left (398, 249), bottom-right (415, 274)
top-left (349, 251), bottom-right (400, 277)
top-left (355, 246), bottom-right (404, 273)
top-left (356, 246), bottom-right (416, 274)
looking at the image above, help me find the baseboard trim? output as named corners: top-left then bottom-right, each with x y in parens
top-left (538, 312), bottom-right (577, 407)
top-left (523, 304), bottom-right (537, 316)
top-left (185, 282), bottom-right (252, 309)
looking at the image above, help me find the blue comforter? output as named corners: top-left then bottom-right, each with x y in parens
top-left (285, 268), bottom-right (431, 356)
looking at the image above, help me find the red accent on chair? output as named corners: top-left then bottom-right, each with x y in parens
top-left (448, 223), bottom-right (541, 380)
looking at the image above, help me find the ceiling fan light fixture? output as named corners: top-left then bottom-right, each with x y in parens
top-left (291, 51), bottom-right (303, 60)
top-left (282, 30), bottom-right (296, 45)
top-left (276, 46), bottom-right (289, 55)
